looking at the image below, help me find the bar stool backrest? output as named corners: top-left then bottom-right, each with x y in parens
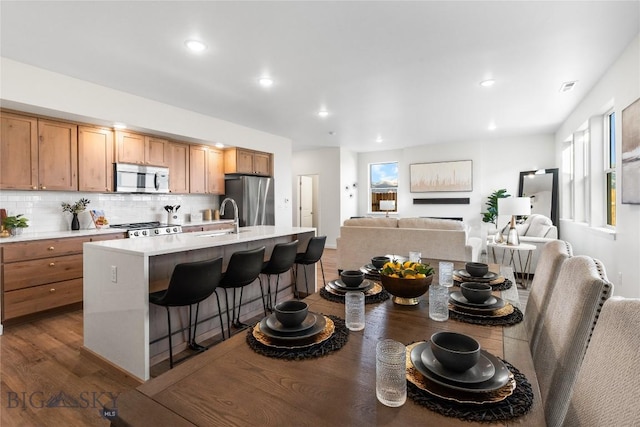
top-left (263, 240), bottom-right (299, 274)
top-left (220, 246), bottom-right (266, 288)
top-left (158, 257), bottom-right (223, 306)
top-left (297, 236), bottom-right (327, 264)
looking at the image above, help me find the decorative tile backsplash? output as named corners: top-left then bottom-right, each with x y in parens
top-left (0, 190), bottom-right (220, 232)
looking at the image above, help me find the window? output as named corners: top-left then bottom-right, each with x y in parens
top-left (605, 111), bottom-right (616, 226)
top-left (561, 139), bottom-right (574, 219)
top-left (369, 162), bottom-right (398, 213)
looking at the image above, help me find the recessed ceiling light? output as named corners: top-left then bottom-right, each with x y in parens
top-left (488, 123), bottom-right (497, 131)
top-left (258, 77), bottom-right (274, 88)
top-left (113, 122), bottom-right (127, 130)
top-left (375, 136), bottom-right (383, 143)
top-left (480, 79), bottom-right (496, 88)
top-left (185, 39), bottom-right (207, 52)
top-left (318, 110), bottom-right (329, 118)
top-left (560, 81), bottom-right (578, 92)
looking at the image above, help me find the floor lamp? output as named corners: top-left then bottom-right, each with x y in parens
top-left (498, 197), bottom-right (531, 246)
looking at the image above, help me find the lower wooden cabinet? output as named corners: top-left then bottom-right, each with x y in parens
top-left (1, 232), bottom-right (125, 323)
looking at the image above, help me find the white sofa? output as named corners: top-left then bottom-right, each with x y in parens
top-left (335, 217), bottom-right (482, 271)
top-left (489, 214), bottom-right (558, 274)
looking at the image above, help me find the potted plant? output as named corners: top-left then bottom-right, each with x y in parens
top-left (482, 189), bottom-right (510, 226)
top-left (3, 214), bottom-right (29, 236)
top-left (61, 198), bottom-right (90, 230)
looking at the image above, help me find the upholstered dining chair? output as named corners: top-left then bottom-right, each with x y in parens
top-left (524, 239), bottom-right (573, 354)
top-left (562, 297), bottom-right (640, 426)
top-left (533, 255), bottom-right (613, 427)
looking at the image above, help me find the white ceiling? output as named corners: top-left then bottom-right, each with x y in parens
top-left (1, 1), bottom-right (639, 152)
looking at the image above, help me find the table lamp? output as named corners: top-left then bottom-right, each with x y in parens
top-left (379, 200), bottom-right (396, 217)
top-left (498, 197), bottom-right (531, 246)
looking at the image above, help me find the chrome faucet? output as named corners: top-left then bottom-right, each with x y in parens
top-left (220, 197), bottom-right (240, 234)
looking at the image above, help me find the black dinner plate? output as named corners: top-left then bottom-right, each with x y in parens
top-left (449, 291), bottom-right (505, 310)
top-left (410, 342), bottom-right (511, 393)
top-left (265, 312), bottom-right (317, 334)
top-left (259, 313), bottom-right (327, 341)
top-left (420, 343), bottom-right (495, 384)
top-left (328, 279), bottom-right (374, 292)
top-left (454, 269), bottom-right (499, 281)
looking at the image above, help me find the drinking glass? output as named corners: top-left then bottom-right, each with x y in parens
top-left (409, 251), bottom-right (422, 263)
top-left (376, 339), bottom-right (407, 407)
top-left (345, 291), bottom-right (365, 331)
top-left (429, 283), bottom-right (449, 322)
top-left (438, 261), bottom-right (454, 287)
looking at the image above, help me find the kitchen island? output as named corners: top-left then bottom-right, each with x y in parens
top-left (83, 225), bottom-right (316, 381)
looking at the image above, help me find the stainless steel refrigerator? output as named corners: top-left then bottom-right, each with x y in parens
top-left (222, 176), bottom-right (275, 226)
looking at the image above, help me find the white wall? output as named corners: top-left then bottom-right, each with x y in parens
top-left (291, 148), bottom-right (342, 248)
top-left (340, 148), bottom-right (359, 222)
top-left (357, 135), bottom-right (556, 235)
top-left (0, 58), bottom-right (293, 227)
top-left (555, 35), bottom-right (640, 298)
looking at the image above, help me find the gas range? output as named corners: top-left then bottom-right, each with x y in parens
top-left (108, 221), bottom-right (183, 238)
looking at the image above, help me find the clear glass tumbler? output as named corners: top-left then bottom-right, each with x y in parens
top-left (345, 291), bottom-right (365, 331)
top-left (409, 251), bottom-right (422, 263)
top-left (429, 283), bottom-right (449, 322)
top-left (376, 339), bottom-right (407, 407)
top-left (438, 261), bottom-right (454, 287)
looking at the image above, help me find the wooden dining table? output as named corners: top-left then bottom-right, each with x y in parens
top-left (110, 261), bottom-right (544, 426)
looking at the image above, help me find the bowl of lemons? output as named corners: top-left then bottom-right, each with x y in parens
top-left (379, 260), bottom-right (434, 305)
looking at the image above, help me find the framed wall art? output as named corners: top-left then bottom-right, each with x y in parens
top-left (622, 97), bottom-right (640, 204)
top-left (410, 160), bottom-right (473, 192)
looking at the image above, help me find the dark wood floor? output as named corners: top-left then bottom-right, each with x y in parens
top-left (0, 248), bottom-right (339, 426)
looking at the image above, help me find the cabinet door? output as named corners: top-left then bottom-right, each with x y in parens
top-left (0, 112), bottom-right (38, 190)
top-left (78, 126), bottom-right (114, 192)
top-left (189, 145), bottom-right (207, 194)
top-left (236, 149), bottom-right (254, 174)
top-left (145, 136), bottom-right (168, 166)
top-left (38, 119), bottom-right (78, 191)
top-left (116, 131), bottom-right (145, 164)
top-left (206, 148), bottom-right (224, 194)
top-left (253, 152), bottom-right (272, 176)
top-left (168, 142), bottom-right (189, 193)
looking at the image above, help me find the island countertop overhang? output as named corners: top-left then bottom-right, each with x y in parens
top-left (83, 225), bottom-right (317, 256)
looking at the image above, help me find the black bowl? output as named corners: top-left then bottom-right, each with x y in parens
top-left (465, 262), bottom-right (489, 278)
top-left (371, 256), bottom-right (390, 269)
top-left (274, 300), bottom-right (308, 327)
top-left (430, 332), bottom-right (481, 372)
top-left (460, 282), bottom-right (493, 304)
top-left (340, 270), bottom-right (365, 287)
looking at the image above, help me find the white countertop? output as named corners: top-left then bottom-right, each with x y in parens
top-left (0, 220), bottom-right (235, 244)
top-left (83, 225), bottom-right (316, 256)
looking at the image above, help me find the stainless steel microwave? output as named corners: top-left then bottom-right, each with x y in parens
top-left (114, 163), bottom-right (170, 193)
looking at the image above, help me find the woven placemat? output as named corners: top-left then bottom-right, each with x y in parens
top-left (449, 305), bottom-right (524, 326)
top-left (407, 346), bottom-right (534, 422)
top-left (319, 286), bottom-right (390, 304)
top-left (246, 314), bottom-right (349, 360)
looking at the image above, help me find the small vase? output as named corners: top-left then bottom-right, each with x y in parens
top-left (71, 213), bottom-right (80, 230)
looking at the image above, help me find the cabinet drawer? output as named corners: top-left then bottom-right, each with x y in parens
top-left (2, 237), bottom-right (87, 262)
top-left (3, 254), bottom-right (83, 291)
top-left (3, 278), bottom-right (82, 320)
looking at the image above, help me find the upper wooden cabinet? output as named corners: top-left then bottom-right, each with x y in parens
top-left (0, 112), bottom-right (78, 191)
top-left (0, 111), bottom-right (38, 190)
top-left (168, 142), bottom-right (190, 194)
top-left (206, 148), bottom-right (224, 194)
top-left (189, 145), bottom-right (224, 194)
top-left (224, 148), bottom-right (272, 176)
top-left (78, 126), bottom-right (114, 192)
top-left (115, 131), bottom-right (168, 166)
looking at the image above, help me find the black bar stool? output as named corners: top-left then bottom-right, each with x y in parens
top-left (293, 236), bottom-right (327, 297)
top-left (149, 257), bottom-right (224, 369)
top-left (216, 246), bottom-right (265, 334)
top-left (260, 240), bottom-right (298, 312)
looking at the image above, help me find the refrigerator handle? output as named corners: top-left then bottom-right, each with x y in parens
top-left (260, 178), bottom-right (270, 225)
top-left (252, 178), bottom-right (262, 226)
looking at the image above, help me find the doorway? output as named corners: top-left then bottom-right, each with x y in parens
top-left (298, 174), bottom-right (318, 229)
